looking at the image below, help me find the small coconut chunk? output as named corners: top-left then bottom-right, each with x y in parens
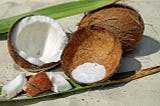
top-left (23, 71), bottom-right (52, 96)
top-left (1, 73), bottom-right (27, 99)
top-left (47, 72), bottom-right (72, 92)
top-left (52, 74), bottom-right (72, 92)
top-left (71, 63), bottom-right (106, 84)
top-left (26, 57), bottom-right (44, 66)
top-left (46, 72), bottom-right (55, 81)
top-left (18, 50), bottom-right (28, 59)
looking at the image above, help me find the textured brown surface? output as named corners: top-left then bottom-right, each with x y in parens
top-left (23, 71), bottom-right (52, 96)
top-left (61, 27), bottom-right (122, 84)
top-left (78, 3), bottom-right (144, 52)
top-left (0, 1), bottom-right (160, 105)
top-left (23, 83), bottom-right (41, 96)
top-left (7, 16), bottom-right (60, 71)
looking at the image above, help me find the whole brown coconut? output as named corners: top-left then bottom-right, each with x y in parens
top-left (61, 26), bottom-right (122, 84)
top-left (78, 3), bottom-right (144, 52)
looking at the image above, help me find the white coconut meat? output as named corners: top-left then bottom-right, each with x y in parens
top-left (71, 62), bottom-right (106, 84)
top-left (46, 71), bottom-right (55, 80)
top-left (11, 15), bottom-right (68, 66)
top-left (47, 72), bottom-right (72, 92)
top-left (1, 73), bottom-right (27, 99)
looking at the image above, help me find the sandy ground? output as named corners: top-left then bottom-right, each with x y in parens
top-left (0, 0), bottom-right (160, 106)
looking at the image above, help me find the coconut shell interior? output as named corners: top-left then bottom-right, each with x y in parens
top-left (7, 16), bottom-right (61, 71)
top-left (61, 27), bottom-right (122, 84)
top-left (78, 3), bottom-right (144, 52)
top-left (7, 36), bottom-right (60, 71)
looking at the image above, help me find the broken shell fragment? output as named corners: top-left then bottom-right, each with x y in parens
top-left (23, 71), bottom-right (52, 96)
top-left (1, 73), bottom-right (27, 99)
top-left (7, 15), bottom-right (68, 71)
top-left (61, 27), bottom-right (122, 84)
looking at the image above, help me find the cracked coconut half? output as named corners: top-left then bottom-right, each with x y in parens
top-left (61, 26), bottom-right (122, 84)
top-left (7, 15), bottom-right (68, 71)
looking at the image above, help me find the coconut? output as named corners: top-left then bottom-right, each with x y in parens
top-left (78, 3), bottom-right (144, 52)
top-left (46, 72), bottom-right (72, 92)
top-left (23, 71), bottom-right (52, 96)
top-left (61, 26), bottom-right (122, 84)
top-left (1, 73), bottom-right (27, 98)
top-left (7, 15), bottom-right (68, 71)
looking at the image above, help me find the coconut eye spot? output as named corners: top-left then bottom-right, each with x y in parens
top-left (71, 62), bottom-right (106, 84)
top-left (11, 16), bottom-right (67, 66)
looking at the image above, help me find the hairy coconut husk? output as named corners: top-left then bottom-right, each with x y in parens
top-left (61, 26), bottom-right (122, 84)
top-left (78, 3), bottom-right (144, 52)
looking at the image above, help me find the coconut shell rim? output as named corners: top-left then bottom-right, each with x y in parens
top-left (61, 26), bottom-right (122, 85)
top-left (7, 15), bottom-right (61, 71)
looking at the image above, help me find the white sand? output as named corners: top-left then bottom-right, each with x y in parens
top-left (0, 0), bottom-right (160, 106)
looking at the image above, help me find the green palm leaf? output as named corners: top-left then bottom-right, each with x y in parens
top-left (0, 66), bottom-right (159, 101)
top-left (0, 0), bottom-right (119, 34)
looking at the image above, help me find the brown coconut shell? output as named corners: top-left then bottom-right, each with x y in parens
top-left (23, 71), bottom-right (52, 96)
top-left (61, 26), bottom-right (122, 84)
top-left (78, 3), bottom-right (144, 52)
top-left (7, 17), bottom-right (60, 71)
